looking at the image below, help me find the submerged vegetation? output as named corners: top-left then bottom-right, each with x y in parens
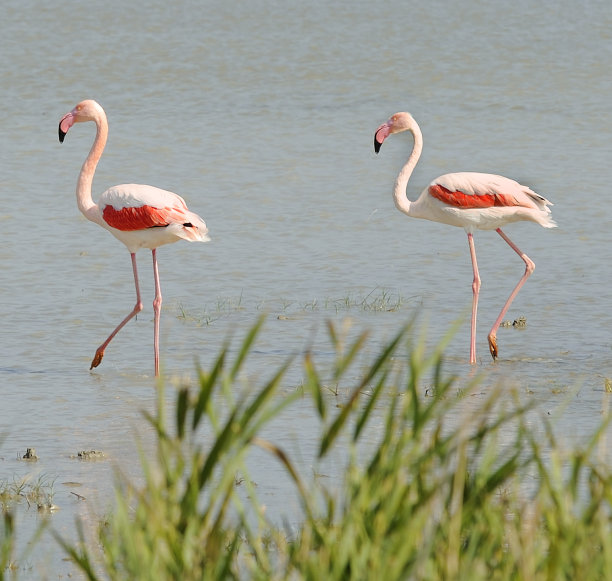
top-left (4, 317), bottom-right (612, 579)
top-left (0, 475), bottom-right (56, 513)
top-left (174, 287), bottom-right (411, 326)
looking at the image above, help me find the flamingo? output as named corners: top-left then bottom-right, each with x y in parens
top-left (374, 112), bottom-right (556, 363)
top-left (58, 99), bottom-right (209, 376)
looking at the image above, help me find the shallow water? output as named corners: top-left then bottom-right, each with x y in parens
top-left (2, 0), bottom-right (612, 576)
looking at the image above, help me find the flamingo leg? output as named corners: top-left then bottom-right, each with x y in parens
top-left (91, 253), bottom-right (144, 370)
top-left (487, 228), bottom-right (535, 360)
top-left (467, 233), bottom-right (481, 365)
top-left (152, 248), bottom-right (162, 377)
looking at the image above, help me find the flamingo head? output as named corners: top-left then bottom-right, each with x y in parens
top-left (374, 112), bottom-right (415, 153)
top-left (59, 100), bottom-right (104, 143)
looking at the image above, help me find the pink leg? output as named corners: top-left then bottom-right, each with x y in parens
top-left (467, 233), bottom-right (481, 365)
top-left (487, 228), bottom-right (535, 360)
top-left (91, 253), bottom-right (143, 370)
top-left (152, 249), bottom-right (162, 377)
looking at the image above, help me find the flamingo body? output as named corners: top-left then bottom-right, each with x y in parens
top-left (59, 99), bottom-right (209, 375)
top-left (374, 112), bottom-right (555, 363)
top-left (405, 172), bottom-right (555, 232)
top-left (98, 184), bottom-right (209, 251)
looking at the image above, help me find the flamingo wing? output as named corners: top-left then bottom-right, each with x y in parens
top-left (99, 184), bottom-right (191, 232)
top-left (428, 172), bottom-right (549, 211)
top-left (102, 204), bottom-right (191, 232)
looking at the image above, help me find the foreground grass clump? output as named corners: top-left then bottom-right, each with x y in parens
top-left (55, 318), bottom-right (612, 580)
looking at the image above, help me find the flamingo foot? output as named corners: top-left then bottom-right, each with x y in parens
top-left (488, 335), bottom-right (498, 361)
top-left (90, 349), bottom-right (105, 369)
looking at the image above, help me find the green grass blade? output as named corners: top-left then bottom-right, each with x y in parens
top-left (229, 315), bottom-right (265, 381)
top-left (192, 348), bottom-right (226, 431)
top-left (319, 323), bottom-right (408, 458)
top-left (176, 387), bottom-right (189, 440)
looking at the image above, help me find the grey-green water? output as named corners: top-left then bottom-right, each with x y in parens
top-left (2, 0), bottom-right (612, 577)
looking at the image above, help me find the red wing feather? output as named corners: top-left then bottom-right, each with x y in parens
top-left (103, 205), bottom-right (187, 232)
top-left (429, 184), bottom-right (521, 209)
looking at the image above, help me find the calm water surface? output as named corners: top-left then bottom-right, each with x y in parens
top-left (2, 0), bottom-right (612, 576)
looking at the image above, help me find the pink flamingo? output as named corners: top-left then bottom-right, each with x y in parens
top-left (374, 112), bottom-right (556, 363)
top-left (59, 99), bottom-right (209, 376)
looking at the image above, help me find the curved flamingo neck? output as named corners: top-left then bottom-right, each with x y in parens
top-left (76, 111), bottom-right (108, 223)
top-left (393, 120), bottom-right (423, 217)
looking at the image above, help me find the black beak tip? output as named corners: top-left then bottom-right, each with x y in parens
top-left (58, 125), bottom-right (66, 143)
top-left (374, 138), bottom-right (382, 154)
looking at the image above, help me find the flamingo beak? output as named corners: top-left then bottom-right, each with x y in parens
top-left (374, 122), bottom-right (391, 154)
top-left (58, 112), bottom-right (75, 143)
